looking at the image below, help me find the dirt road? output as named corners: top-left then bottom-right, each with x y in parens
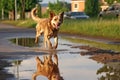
top-left (0, 23), bottom-right (35, 52)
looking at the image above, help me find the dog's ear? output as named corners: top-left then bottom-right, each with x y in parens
top-left (59, 12), bottom-right (64, 19)
top-left (49, 11), bottom-right (56, 19)
top-left (59, 12), bottom-right (64, 16)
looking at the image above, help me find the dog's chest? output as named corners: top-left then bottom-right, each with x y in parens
top-left (48, 29), bottom-right (58, 38)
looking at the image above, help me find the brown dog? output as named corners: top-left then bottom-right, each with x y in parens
top-left (31, 7), bottom-right (64, 49)
top-left (32, 54), bottom-right (63, 80)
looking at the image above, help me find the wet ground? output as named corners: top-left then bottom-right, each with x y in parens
top-left (0, 23), bottom-right (120, 80)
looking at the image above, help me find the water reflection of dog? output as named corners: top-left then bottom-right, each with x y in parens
top-left (32, 54), bottom-right (63, 80)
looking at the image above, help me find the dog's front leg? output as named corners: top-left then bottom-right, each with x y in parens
top-left (45, 36), bottom-right (52, 49)
top-left (53, 36), bottom-right (58, 49)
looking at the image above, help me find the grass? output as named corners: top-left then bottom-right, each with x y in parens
top-left (60, 18), bottom-right (120, 39)
top-left (62, 37), bottom-right (120, 52)
top-left (1, 18), bottom-right (120, 39)
top-left (1, 19), bottom-right (36, 28)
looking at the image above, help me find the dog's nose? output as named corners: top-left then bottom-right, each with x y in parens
top-left (57, 23), bottom-right (61, 26)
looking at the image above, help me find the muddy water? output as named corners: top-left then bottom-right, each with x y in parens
top-left (2, 37), bottom-right (120, 80)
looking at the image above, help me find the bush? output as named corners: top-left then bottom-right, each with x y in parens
top-left (85, 0), bottom-right (100, 17)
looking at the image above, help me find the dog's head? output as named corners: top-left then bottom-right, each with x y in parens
top-left (50, 11), bottom-right (64, 29)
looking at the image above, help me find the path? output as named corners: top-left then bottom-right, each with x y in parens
top-left (0, 23), bottom-right (35, 52)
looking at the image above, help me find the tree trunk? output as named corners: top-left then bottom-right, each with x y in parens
top-left (2, 8), bottom-right (4, 20)
top-left (15, 0), bottom-right (17, 20)
top-left (21, 0), bottom-right (25, 19)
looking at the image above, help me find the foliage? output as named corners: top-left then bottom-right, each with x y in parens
top-left (106, 0), bottom-right (120, 5)
top-left (0, 0), bottom-right (41, 19)
top-left (43, 1), bottom-right (69, 18)
top-left (5, 0), bottom-right (14, 11)
top-left (85, 0), bottom-right (100, 17)
top-left (42, 0), bottom-right (69, 18)
top-left (36, 4), bottom-right (42, 18)
top-left (25, 0), bottom-right (38, 11)
top-left (0, 0), bottom-right (14, 18)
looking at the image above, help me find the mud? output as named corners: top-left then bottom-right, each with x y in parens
top-left (72, 45), bottom-right (120, 63)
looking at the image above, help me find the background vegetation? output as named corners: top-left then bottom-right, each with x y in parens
top-left (60, 19), bottom-right (120, 39)
top-left (43, 0), bottom-right (70, 17)
top-left (106, 0), bottom-right (120, 4)
top-left (0, 0), bottom-right (42, 20)
top-left (85, 0), bottom-right (100, 17)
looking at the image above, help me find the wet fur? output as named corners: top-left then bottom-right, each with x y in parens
top-left (31, 7), bottom-right (64, 49)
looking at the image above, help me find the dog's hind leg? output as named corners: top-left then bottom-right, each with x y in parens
top-left (35, 31), bottom-right (41, 43)
top-left (35, 26), bottom-right (43, 43)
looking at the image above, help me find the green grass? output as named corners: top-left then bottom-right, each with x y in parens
top-left (60, 19), bottom-right (120, 39)
top-left (62, 37), bottom-right (120, 52)
top-left (1, 19), bottom-right (36, 28)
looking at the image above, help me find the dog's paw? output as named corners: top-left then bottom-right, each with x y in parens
top-left (52, 46), bottom-right (57, 49)
top-left (35, 40), bottom-right (38, 44)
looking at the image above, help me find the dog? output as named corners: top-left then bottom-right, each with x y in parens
top-left (32, 54), bottom-right (63, 80)
top-left (31, 7), bottom-right (64, 49)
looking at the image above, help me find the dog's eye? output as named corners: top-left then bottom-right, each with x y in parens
top-left (54, 18), bottom-right (57, 21)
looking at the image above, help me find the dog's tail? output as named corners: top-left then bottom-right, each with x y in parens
top-left (31, 7), bottom-right (41, 23)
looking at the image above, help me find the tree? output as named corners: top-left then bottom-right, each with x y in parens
top-left (0, 0), bottom-right (4, 19)
top-left (43, 0), bottom-right (69, 17)
top-left (20, 0), bottom-right (25, 19)
top-left (0, 0), bottom-right (42, 20)
top-left (0, 0), bottom-right (15, 20)
top-left (25, 0), bottom-right (36, 11)
top-left (85, 0), bottom-right (100, 17)
top-left (19, 0), bottom-right (42, 19)
top-left (0, 0), bottom-right (7, 19)
top-left (36, 4), bottom-right (42, 18)
top-left (48, 0), bottom-right (69, 14)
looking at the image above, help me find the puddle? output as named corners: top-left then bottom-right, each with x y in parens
top-left (10, 37), bottom-right (43, 47)
top-left (1, 37), bottom-right (120, 80)
top-left (108, 41), bottom-right (120, 45)
top-left (10, 37), bottom-right (36, 47)
top-left (5, 54), bottom-right (102, 80)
